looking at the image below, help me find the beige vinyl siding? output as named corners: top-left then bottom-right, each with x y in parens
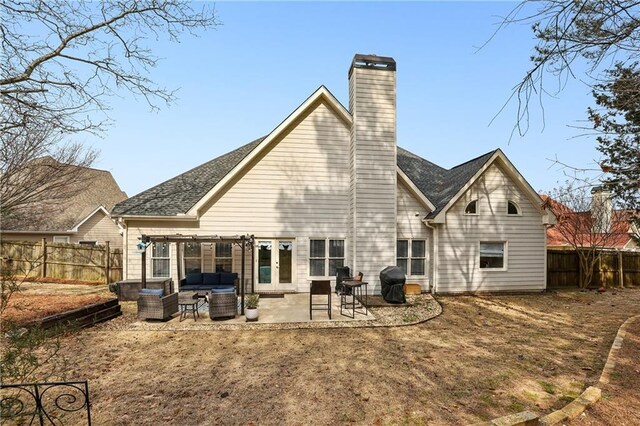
top-left (397, 180), bottom-right (432, 290)
top-left (72, 210), bottom-right (122, 245)
top-left (349, 67), bottom-right (397, 294)
top-left (124, 99), bottom-right (350, 290)
top-left (436, 163), bottom-right (546, 293)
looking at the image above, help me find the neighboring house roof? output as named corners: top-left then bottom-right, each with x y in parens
top-left (3, 159), bottom-right (127, 232)
top-left (541, 194), bottom-right (637, 249)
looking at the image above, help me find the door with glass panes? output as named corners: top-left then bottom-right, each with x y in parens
top-left (256, 239), bottom-right (293, 290)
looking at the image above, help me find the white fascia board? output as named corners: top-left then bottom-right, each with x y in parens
top-left (432, 150), bottom-right (551, 224)
top-left (186, 86), bottom-right (352, 216)
top-left (70, 205), bottom-right (110, 232)
top-left (397, 167), bottom-right (436, 212)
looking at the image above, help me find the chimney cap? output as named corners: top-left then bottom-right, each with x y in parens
top-left (349, 54), bottom-right (396, 77)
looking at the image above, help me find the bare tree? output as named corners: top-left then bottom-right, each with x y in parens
top-left (0, 126), bottom-right (98, 228)
top-left (0, 0), bottom-right (219, 221)
top-left (544, 181), bottom-right (629, 288)
top-left (498, 0), bottom-right (640, 137)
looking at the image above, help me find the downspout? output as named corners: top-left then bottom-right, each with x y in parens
top-left (422, 219), bottom-right (438, 294)
top-left (117, 218), bottom-right (128, 279)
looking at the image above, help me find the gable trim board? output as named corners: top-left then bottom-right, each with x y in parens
top-left (112, 54), bottom-right (549, 295)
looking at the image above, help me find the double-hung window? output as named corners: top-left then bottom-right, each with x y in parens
top-left (397, 239), bottom-right (426, 276)
top-left (152, 242), bottom-right (171, 277)
top-left (309, 239), bottom-right (345, 277)
top-left (214, 242), bottom-right (232, 272)
top-left (183, 242), bottom-right (202, 274)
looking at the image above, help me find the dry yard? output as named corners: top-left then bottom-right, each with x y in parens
top-left (2, 283), bottom-right (639, 424)
top-left (32, 287), bottom-right (636, 425)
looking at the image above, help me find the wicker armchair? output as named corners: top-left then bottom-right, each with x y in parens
top-left (137, 292), bottom-right (179, 320)
top-left (208, 290), bottom-right (237, 319)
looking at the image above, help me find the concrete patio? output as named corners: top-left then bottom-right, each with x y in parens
top-left (121, 293), bottom-right (442, 331)
top-left (183, 293), bottom-right (374, 324)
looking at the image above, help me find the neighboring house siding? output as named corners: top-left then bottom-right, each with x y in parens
top-left (72, 210), bottom-right (122, 245)
top-left (436, 163), bottom-right (546, 293)
top-left (124, 100), bottom-right (351, 290)
top-left (396, 180), bottom-right (431, 290)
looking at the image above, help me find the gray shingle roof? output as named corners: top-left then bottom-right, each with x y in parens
top-left (113, 137), bottom-right (496, 218)
top-left (112, 137), bottom-right (264, 216)
top-left (397, 147), bottom-right (498, 218)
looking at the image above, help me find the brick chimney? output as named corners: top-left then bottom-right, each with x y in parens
top-left (348, 54), bottom-right (397, 292)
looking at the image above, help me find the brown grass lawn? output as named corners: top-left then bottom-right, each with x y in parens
top-left (41, 288), bottom-right (639, 425)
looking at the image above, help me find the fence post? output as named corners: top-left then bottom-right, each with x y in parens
top-left (41, 238), bottom-right (47, 278)
top-left (618, 250), bottom-right (624, 288)
top-left (105, 241), bottom-right (111, 284)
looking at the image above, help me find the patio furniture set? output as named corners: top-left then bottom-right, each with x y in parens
top-left (120, 272), bottom-right (240, 322)
top-left (122, 269), bottom-right (371, 323)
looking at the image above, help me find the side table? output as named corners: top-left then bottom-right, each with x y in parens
top-left (178, 292), bottom-right (200, 322)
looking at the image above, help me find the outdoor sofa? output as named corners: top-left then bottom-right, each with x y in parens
top-left (179, 272), bottom-right (238, 294)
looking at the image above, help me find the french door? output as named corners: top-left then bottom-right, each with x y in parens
top-left (256, 239), bottom-right (293, 291)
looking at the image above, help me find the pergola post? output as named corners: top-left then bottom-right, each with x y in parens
top-left (251, 235), bottom-right (255, 294)
top-left (141, 250), bottom-right (147, 288)
top-left (240, 235), bottom-right (245, 315)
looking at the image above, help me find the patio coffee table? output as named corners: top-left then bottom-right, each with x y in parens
top-left (178, 292), bottom-right (200, 322)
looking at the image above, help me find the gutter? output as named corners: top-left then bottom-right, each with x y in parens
top-left (422, 219), bottom-right (438, 294)
top-left (112, 214), bottom-right (199, 222)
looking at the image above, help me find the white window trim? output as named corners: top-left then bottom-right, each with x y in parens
top-left (479, 241), bottom-right (508, 271)
top-left (397, 239), bottom-right (427, 277)
top-left (309, 238), bottom-right (346, 278)
top-left (506, 200), bottom-right (522, 216)
top-left (464, 199), bottom-right (479, 215)
top-left (151, 242), bottom-right (171, 278)
top-left (214, 242), bottom-right (233, 272)
top-left (53, 236), bottom-right (70, 244)
top-left (183, 242), bottom-right (203, 274)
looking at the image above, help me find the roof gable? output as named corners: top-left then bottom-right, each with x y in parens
top-left (397, 148), bottom-right (497, 219)
top-left (112, 86), bottom-right (352, 218)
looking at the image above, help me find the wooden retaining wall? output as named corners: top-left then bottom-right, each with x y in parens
top-left (31, 298), bottom-right (122, 330)
top-left (1, 240), bottom-right (122, 283)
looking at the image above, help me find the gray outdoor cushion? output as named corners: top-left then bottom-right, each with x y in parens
top-left (139, 288), bottom-right (164, 297)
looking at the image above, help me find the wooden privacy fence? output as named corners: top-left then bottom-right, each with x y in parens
top-left (1, 239), bottom-right (122, 283)
top-left (547, 249), bottom-right (640, 288)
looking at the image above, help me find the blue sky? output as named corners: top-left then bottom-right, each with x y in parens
top-left (82, 2), bottom-right (601, 197)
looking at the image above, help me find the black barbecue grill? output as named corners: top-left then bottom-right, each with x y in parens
top-left (380, 266), bottom-right (406, 304)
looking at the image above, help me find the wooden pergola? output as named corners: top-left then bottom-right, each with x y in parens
top-left (139, 234), bottom-right (255, 314)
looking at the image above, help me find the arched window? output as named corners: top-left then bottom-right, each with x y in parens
top-left (465, 200), bottom-right (478, 214)
top-left (507, 201), bottom-right (520, 215)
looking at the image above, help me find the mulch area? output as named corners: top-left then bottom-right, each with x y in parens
top-left (2, 293), bottom-right (111, 325)
top-left (364, 294), bottom-right (412, 307)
